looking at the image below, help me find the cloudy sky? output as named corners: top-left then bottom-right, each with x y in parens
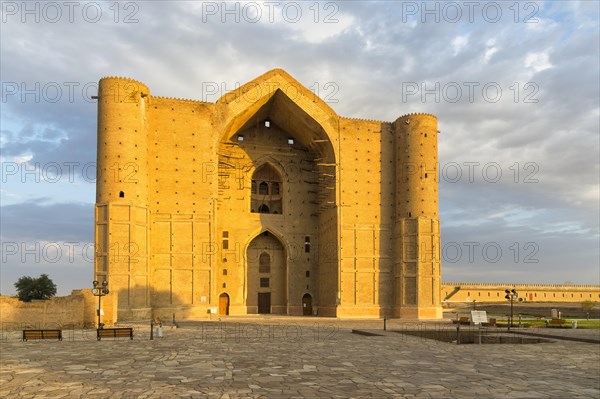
top-left (1, 1), bottom-right (598, 295)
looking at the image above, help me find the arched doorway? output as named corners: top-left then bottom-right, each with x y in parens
top-left (219, 293), bottom-right (230, 315)
top-left (246, 231), bottom-right (286, 314)
top-left (302, 293), bottom-right (313, 316)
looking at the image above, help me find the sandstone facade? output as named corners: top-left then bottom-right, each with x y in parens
top-left (442, 283), bottom-right (600, 303)
top-left (94, 69), bottom-right (441, 320)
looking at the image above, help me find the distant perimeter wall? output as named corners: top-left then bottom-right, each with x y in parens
top-left (442, 283), bottom-right (600, 303)
top-left (0, 290), bottom-right (117, 330)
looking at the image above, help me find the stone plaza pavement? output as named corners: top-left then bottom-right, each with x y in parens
top-left (1, 317), bottom-right (599, 398)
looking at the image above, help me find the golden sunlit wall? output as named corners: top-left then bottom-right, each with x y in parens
top-left (442, 283), bottom-right (600, 303)
top-left (94, 69), bottom-right (443, 321)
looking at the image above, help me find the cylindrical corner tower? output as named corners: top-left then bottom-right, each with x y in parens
top-left (393, 113), bottom-right (442, 319)
top-left (95, 77), bottom-right (150, 320)
top-left (96, 77), bottom-right (150, 205)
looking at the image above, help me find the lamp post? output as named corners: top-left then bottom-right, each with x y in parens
top-left (504, 289), bottom-right (518, 331)
top-left (92, 280), bottom-right (109, 329)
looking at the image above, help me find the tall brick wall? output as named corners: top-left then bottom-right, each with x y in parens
top-left (95, 69), bottom-right (443, 320)
top-left (0, 290), bottom-right (117, 329)
top-left (442, 283), bottom-right (600, 303)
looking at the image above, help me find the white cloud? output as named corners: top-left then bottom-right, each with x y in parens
top-left (484, 47), bottom-right (498, 63)
top-left (0, 0), bottom-right (598, 291)
top-left (452, 35), bottom-right (469, 55)
top-left (524, 51), bottom-right (553, 72)
top-left (253, 2), bottom-right (356, 44)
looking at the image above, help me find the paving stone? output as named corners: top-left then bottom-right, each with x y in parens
top-left (1, 318), bottom-right (599, 398)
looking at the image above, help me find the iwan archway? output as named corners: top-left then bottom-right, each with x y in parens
top-left (216, 74), bottom-right (341, 317)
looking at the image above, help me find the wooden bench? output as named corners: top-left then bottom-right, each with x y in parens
top-left (22, 329), bottom-right (62, 341)
top-left (452, 317), bottom-right (471, 325)
top-left (97, 327), bottom-right (133, 341)
top-left (482, 318), bottom-right (497, 327)
top-left (547, 319), bottom-right (567, 328)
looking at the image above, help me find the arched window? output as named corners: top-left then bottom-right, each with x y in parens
top-left (259, 252), bottom-right (270, 273)
top-left (259, 182), bottom-right (269, 195)
top-left (251, 164), bottom-right (282, 214)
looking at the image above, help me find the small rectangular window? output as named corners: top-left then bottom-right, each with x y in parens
top-left (305, 271), bottom-right (310, 278)
top-left (223, 231), bottom-right (229, 238)
top-left (260, 278), bottom-right (269, 288)
top-left (223, 240), bottom-right (229, 250)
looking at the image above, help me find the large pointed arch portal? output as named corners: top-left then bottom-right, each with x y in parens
top-left (217, 70), bottom-right (340, 317)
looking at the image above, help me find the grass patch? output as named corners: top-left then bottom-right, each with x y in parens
top-left (571, 320), bottom-right (600, 329)
top-left (481, 319), bottom-right (600, 329)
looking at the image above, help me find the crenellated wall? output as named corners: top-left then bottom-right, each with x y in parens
top-left (442, 283), bottom-right (600, 303)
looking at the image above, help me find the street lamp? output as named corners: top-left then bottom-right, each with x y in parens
top-left (92, 280), bottom-right (109, 329)
top-left (504, 289), bottom-right (518, 331)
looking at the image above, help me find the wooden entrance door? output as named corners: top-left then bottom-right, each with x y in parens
top-left (258, 293), bottom-right (271, 314)
top-left (302, 293), bottom-right (312, 316)
top-left (219, 293), bottom-right (229, 315)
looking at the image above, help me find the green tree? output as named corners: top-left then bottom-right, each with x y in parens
top-left (14, 274), bottom-right (57, 302)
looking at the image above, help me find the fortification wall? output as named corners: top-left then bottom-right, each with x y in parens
top-left (0, 290), bottom-right (118, 330)
top-left (442, 282), bottom-right (600, 303)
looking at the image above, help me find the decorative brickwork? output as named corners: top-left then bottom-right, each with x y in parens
top-left (94, 69), bottom-right (442, 320)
